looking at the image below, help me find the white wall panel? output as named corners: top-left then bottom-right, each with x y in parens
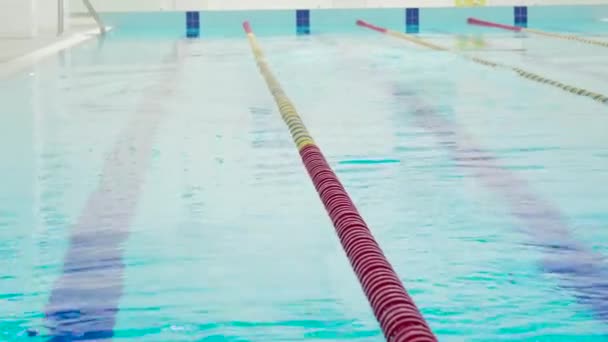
top-left (70, 0), bottom-right (608, 13)
top-left (0, 0), bottom-right (37, 37)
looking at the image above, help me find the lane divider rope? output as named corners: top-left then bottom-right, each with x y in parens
top-left (242, 21), bottom-right (437, 342)
top-left (356, 19), bottom-right (608, 106)
top-left (468, 17), bottom-right (608, 49)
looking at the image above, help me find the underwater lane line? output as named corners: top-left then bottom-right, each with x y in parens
top-left (395, 91), bottom-right (608, 325)
top-left (44, 44), bottom-right (185, 341)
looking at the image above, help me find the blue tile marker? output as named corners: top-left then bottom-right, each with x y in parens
top-left (514, 6), bottom-right (527, 28)
top-left (186, 11), bottom-right (200, 38)
top-left (406, 8), bottom-right (419, 34)
top-left (296, 9), bottom-right (310, 35)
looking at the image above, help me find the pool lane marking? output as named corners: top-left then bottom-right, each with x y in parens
top-left (468, 17), bottom-right (608, 49)
top-left (356, 20), bottom-right (608, 106)
top-left (396, 91), bottom-right (608, 325)
top-left (243, 21), bottom-right (438, 341)
top-left (44, 44), bottom-right (184, 340)
top-left (315, 35), bottom-right (608, 326)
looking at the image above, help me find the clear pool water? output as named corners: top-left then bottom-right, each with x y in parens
top-left (1, 5), bottom-right (608, 341)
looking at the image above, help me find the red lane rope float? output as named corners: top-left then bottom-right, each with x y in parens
top-left (242, 20), bottom-right (437, 342)
top-left (468, 17), bottom-right (608, 48)
top-left (467, 17), bottom-right (522, 32)
top-left (357, 19), bottom-right (388, 34)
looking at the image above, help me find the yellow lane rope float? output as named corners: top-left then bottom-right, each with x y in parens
top-left (243, 23), bottom-right (316, 150)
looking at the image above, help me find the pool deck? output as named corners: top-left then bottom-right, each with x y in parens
top-left (0, 17), bottom-right (105, 79)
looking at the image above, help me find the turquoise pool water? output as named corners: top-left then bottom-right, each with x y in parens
top-left (1, 5), bottom-right (607, 341)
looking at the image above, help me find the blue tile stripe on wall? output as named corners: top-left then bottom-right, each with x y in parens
top-left (406, 8), bottom-right (419, 34)
top-left (514, 6), bottom-right (527, 28)
top-left (186, 11), bottom-right (200, 38)
top-left (296, 9), bottom-right (310, 35)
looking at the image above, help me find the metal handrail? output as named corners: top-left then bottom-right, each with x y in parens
top-left (58, 0), bottom-right (65, 35)
top-left (81, 0), bottom-right (106, 35)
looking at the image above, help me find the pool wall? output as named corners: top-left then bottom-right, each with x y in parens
top-left (83, 3), bottom-right (608, 39)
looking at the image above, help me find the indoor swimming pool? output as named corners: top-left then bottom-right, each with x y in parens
top-left (0, 5), bottom-right (607, 341)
